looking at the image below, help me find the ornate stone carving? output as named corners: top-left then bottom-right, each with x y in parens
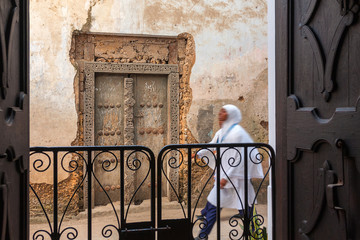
top-left (124, 78), bottom-right (135, 145)
top-left (123, 78), bottom-right (136, 203)
top-left (169, 73), bottom-right (180, 144)
top-left (84, 68), bottom-right (95, 145)
top-left (84, 62), bottom-right (177, 76)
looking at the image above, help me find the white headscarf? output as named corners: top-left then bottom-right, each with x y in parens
top-left (220, 104), bottom-right (242, 140)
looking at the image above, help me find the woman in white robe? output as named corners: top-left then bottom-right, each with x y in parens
top-left (195, 104), bottom-right (264, 240)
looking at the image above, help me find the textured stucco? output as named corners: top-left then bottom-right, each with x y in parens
top-left (30, 0), bottom-right (268, 185)
top-left (30, 0), bottom-right (88, 149)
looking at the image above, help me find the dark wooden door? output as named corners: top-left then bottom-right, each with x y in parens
top-left (0, 0), bottom-right (29, 239)
top-left (276, 0), bottom-right (360, 239)
top-left (93, 73), bottom-right (169, 207)
top-left (94, 73), bottom-right (125, 205)
top-left (133, 74), bottom-right (168, 200)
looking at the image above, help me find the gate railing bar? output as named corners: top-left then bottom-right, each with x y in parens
top-left (244, 146), bottom-right (249, 240)
top-left (187, 146), bottom-right (192, 239)
top-left (53, 150), bottom-right (58, 240)
top-left (87, 150), bottom-right (92, 240)
top-left (216, 147), bottom-right (221, 240)
top-left (150, 148), bottom-right (156, 228)
top-left (120, 149), bottom-right (125, 230)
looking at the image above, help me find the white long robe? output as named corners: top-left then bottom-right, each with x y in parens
top-left (197, 124), bottom-right (264, 210)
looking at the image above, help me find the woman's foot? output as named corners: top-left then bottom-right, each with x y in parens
top-left (194, 235), bottom-right (208, 240)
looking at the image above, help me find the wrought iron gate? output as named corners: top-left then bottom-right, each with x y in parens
top-left (30, 146), bottom-right (156, 240)
top-left (157, 143), bottom-right (274, 240)
top-left (29, 143), bottom-right (274, 240)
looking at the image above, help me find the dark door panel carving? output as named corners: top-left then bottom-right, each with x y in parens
top-left (134, 74), bottom-right (168, 200)
top-left (276, 0), bottom-right (360, 239)
top-left (0, 0), bottom-right (29, 240)
top-left (293, 0), bottom-right (360, 118)
top-left (94, 73), bottom-right (125, 205)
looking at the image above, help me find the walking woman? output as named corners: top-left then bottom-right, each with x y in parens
top-left (194, 104), bottom-right (264, 240)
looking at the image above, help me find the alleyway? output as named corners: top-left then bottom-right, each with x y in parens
top-left (30, 198), bottom-right (268, 240)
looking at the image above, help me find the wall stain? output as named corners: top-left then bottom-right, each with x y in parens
top-left (196, 105), bottom-right (214, 143)
top-left (144, 0), bottom-right (267, 33)
top-left (81, 0), bottom-right (102, 32)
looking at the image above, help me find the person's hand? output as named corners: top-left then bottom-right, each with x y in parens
top-left (220, 178), bottom-right (228, 189)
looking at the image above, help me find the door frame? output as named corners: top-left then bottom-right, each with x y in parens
top-left (273, 0), bottom-right (290, 237)
top-left (83, 62), bottom-right (180, 148)
top-left (83, 62), bottom-right (180, 206)
top-left (267, 0), bottom-right (276, 239)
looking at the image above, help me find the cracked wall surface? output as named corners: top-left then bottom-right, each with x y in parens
top-left (30, 0), bottom-right (268, 205)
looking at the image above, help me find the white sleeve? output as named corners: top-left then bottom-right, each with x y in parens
top-left (195, 131), bottom-right (219, 169)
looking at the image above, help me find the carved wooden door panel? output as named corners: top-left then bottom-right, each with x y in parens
top-left (276, 0), bottom-right (360, 239)
top-left (0, 0), bottom-right (29, 240)
top-left (94, 73), bottom-right (125, 205)
top-left (133, 74), bottom-right (168, 201)
top-left (93, 73), bottom-right (169, 206)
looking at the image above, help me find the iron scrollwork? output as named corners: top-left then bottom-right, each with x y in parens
top-left (101, 224), bottom-right (118, 239)
top-left (29, 144), bottom-right (274, 240)
top-left (157, 143), bottom-right (274, 240)
top-left (123, 149), bottom-right (152, 222)
top-left (30, 146), bottom-right (156, 240)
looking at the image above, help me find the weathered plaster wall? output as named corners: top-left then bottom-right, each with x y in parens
top-left (30, 1), bottom-right (89, 184)
top-left (140, 0), bottom-right (268, 144)
top-left (30, 0), bottom-right (268, 185)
